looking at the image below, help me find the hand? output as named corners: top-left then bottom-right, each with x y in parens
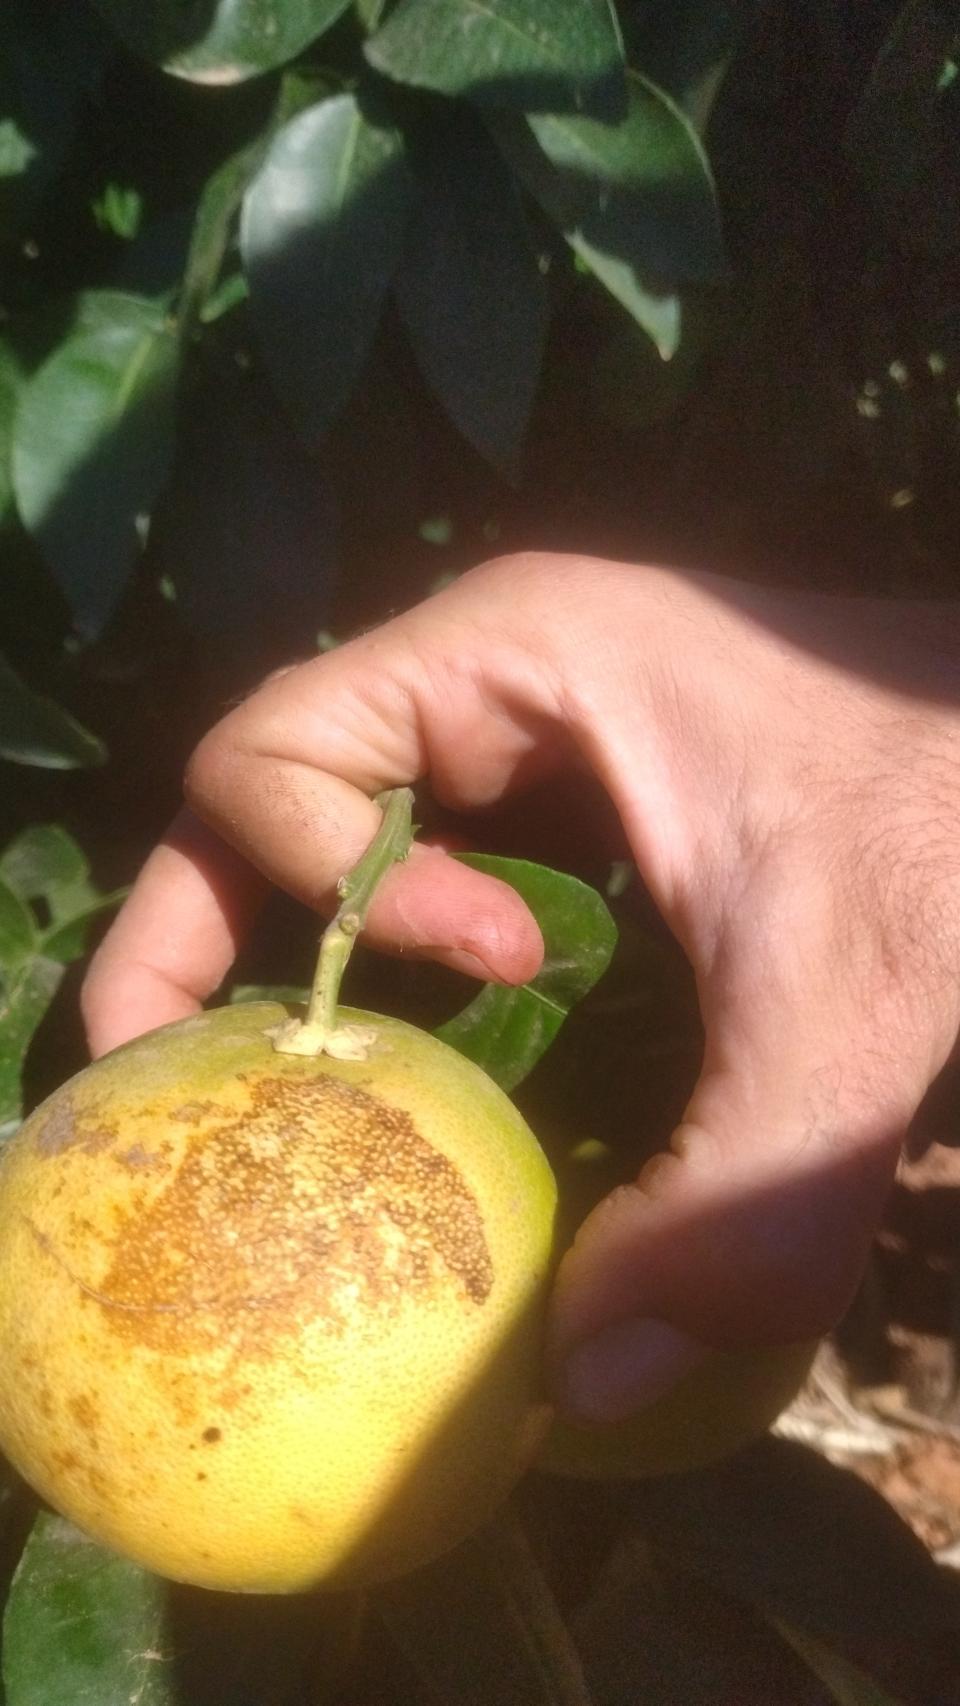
top-left (82, 555), bottom-right (960, 1421)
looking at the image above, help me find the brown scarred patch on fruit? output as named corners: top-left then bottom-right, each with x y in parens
top-left (77, 1072), bottom-right (492, 1356)
top-left (170, 1102), bottom-right (222, 1123)
top-left (33, 1095), bottom-right (116, 1159)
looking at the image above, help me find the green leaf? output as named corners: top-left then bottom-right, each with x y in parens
top-left (12, 293), bottom-right (180, 639)
top-left (0, 334), bottom-right (23, 528)
top-left (151, 355), bottom-right (339, 667)
top-left (772, 1619), bottom-right (907, 1706)
top-left (380, 1507), bottom-right (593, 1706)
top-left (395, 112), bottom-right (547, 476)
top-left (91, 0), bottom-right (354, 84)
top-left (436, 856), bottom-right (617, 1092)
top-left (0, 881), bottom-right (35, 974)
top-left (625, 0), bottom-right (743, 131)
top-left (230, 983), bottom-right (310, 1005)
top-left (0, 824), bottom-right (125, 963)
top-left (0, 652), bottom-right (106, 770)
top-left (490, 69), bottom-right (726, 298)
top-left (621, 1439), bottom-right (960, 1667)
top-left (0, 955), bottom-right (63, 1142)
top-left (367, 0), bottom-right (625, 115)
top-left (242, 93), bottom-right (415, 446)
top-left (356, 0), bottom-right (391, 29)
top-left (577, 249), bottom-right (681, 358)
top-left (179, 141), bottom-right (264, 333)
top-left (0, 827), bottom-right (124, 1136)
top-left (574, 1550), bottom-right (825, 1705)
top-left (3, 1512), bottom-right (175, 1706)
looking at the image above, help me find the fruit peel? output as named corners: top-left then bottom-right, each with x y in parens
top-left (0, 1002), bottom-right (557, 1592)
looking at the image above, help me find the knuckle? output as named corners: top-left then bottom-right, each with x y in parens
top-left (183, 724), bottom-right (236, 818)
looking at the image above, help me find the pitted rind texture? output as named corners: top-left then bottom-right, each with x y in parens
top-left (0, 1004), bottom-right (557, 1592)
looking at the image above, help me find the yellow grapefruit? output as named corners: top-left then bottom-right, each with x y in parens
top-left (0, 1002), bottom-right (557, 1593)
top-left (538, 1135), bottom-right (814, 1479)
top-left (539, 1340), bottom-right (815, 1480)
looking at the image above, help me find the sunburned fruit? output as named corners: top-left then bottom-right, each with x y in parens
top-left (0, 1002), bottom-right (557, 1593)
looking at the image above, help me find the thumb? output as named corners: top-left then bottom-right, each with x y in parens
top-left (547, 978), bottom-right (928, 1424)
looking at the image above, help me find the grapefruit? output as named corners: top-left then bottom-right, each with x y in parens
top-left (538, 1137), bottom-right (815, 1479)
top-left (539, 1339), bottom-right (815, 1479)
top-left (0, 1001), bottom-right (557, 1593)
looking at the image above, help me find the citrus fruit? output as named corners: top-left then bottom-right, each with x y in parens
top-left (538, 1137), bottom-right (815, 1479)
top-left (0, 1001), bottom-right (557, 1593)
top-left (539, 1339), bottom-right (815, 1480)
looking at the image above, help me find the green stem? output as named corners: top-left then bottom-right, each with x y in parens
top-left (272, 787), bottom-right (415, 1059)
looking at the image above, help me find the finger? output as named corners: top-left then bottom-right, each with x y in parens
top-left (547, 875), bottom-right (942, 1422)
top-left (183, 607), bottom-right (559, 962)
top-left (81, 812), bottom-right (269, 1058)
top-left (83, 818), bottom-right (544, 1060)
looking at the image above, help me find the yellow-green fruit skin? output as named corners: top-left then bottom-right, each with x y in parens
top-left (539, 1340), bottom-right (816, 1480)
top-left (0, 1004), bottom-right (557, 1594)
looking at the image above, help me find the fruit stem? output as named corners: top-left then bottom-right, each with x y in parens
top-left (272, 788), bottom-right (415, 1059)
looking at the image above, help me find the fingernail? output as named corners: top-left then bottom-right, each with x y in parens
top-left (560, 1320), bottom-right (706, 1423)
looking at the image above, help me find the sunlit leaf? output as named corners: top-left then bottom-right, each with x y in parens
top-left (395, 112), bottom-right (548, 475)
top-left (12, 293), bottom-right (179, 638)
top-left (3, 1513), bottom-right (175, 1706)
top-left (0, 653), bottom-right (106, 771)
top-left (490, 69), bottom-right (726, 325)
top-left (367, 0), bottom-right (625, 115)
top-left (91, 0), bottom-right (354, 84)
top-left (0, 953), bottom-right (62, 1142)
top-left (437, 856), bottom-right (617, 1092)
top-left (242, 93), bottom-right (415, 445)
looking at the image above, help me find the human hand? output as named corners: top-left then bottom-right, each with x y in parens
top-left (81, 555), bottom-right (960, 1421)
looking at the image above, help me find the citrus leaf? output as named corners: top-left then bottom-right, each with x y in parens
top-left (0, 340), bottom-right (20, 524)
top-left (436, 857), bottom-right (617, 1092)
top-left (242, 93), bottom-right (415, 446)
top-left (395, 112), bottom-right (547, 476)
top-left (152, 355), bottom-right (339, 668)
top-left (621, 1439), bottom-right (960, 1672)
top-left (12, 293), bottom-right (180, 639)
top-left (91, 0), bottom-right (354, 84)
top-left (576, 247), bottom-right (681, 358)
top-left (0, 880), bottom-right (35, 974)
top-left (625, 0), bottom-right (743, 131)
top-left (573, 1550), bottom-right (826, 1705)
top-left (490, 68), bottom-right (726, 294)
top-left (772, 1619), bottom-right (908, 1706)
top-left (0, 827), bottom-right (124, 1137)
top-left (366, 0), bottom-right (625, 115)
top-left (0, 824), bottom-right (125, 963)
top-left (0, 955), bottom-right (63, 1142)
top-left (178, 69), bottom-right (333, 334)
top-left (179, 141), bottom-right (264, 334)
top-left (379, 1507), bottom-right (594, 1706)
top-left (356, 0), bottom-right (392, 29)
top-left (2, 1512), bottom-right (175, 1706)
top-left (0, 652), bottom-right (106, 771)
